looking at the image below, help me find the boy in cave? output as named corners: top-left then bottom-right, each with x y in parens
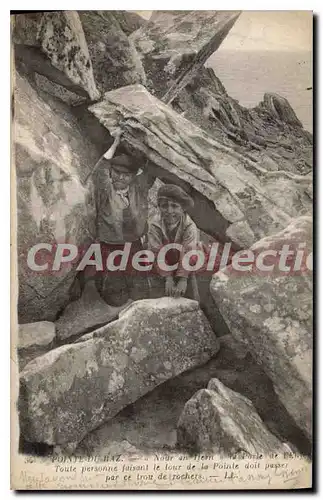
top-left (148, 184), bottom-right (200, 301)
top-left (81, 129), bottom-right (155, 307)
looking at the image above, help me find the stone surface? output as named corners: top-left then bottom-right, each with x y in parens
top-left (262, 92), bottom-right (303, 128)
top-left (211, 216), bottom-right (313, 440)
top-left (113, 11), bottom-right (147, 35)
top-left (19, 298), bottom-right (219, 449)
top-left (131, 11), bottom-right (240, 100)
top-left (18, 321), bottom-right (56, 371)
top-left (39, 11), bottom-right (100, 101)
top-left (55, 280), bottom-right (132, 341)
top-left (78, 333), bottom-right (310, 457)
top-left (171, 67), bottom-right (313, 176)
top-left (217, 334), bottom-right (249, 360)
top-left (34, 73), bottom-right (87, 106)
top-left (177, 378), bottom-right (292, 455)
top-left (13, 11), bottom-right (100, 101)
top-left (249, 214), bottom-right (313, 256)
top-left (89, 84), bottom-right (311, 247)
top-left (18, 321), bottom-right (55, 349)
top-left (14, 72), bottom-right (98, 323)
top-left (12, 12), bottom-right (42, 46)
top-left (79, 11), bottom-right (146, 95)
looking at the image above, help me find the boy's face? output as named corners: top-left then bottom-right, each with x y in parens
top-left (159, 198), bottom-right (184, 226)
top-left (110, 165), bottom-right (136, 190)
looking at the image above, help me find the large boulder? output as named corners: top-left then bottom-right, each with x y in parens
top-left (177, 378), bottom-right (292, 455)
top-left (14, 72), bottom-right (98, 323)
top-left (211, 216), bottom-right (313, 440)
top-left (131, 11), bottom-right (240, 99)
top-left (13, 11), bottom-right (100, 101)
top-left (78, 333), bottom-right (310, 457)
top-left (89, 84), bottom-right (312, 247)
top-left (19, 298), bottom-right (219, 450)
top-left (79, 11), bottom-right (146, 95)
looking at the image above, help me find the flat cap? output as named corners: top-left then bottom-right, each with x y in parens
top-left (157, 184), bottom-right (194, 211)
top-left (111, 154), bottom-right (140, 173)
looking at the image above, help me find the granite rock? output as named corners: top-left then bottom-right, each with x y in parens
top-left (211, 216), bottom-right (313, 440)
top-left (79, 11), bottom-right (146, 95)
top-left (15, 72), bottom-right (97, 323)
top-left (19, 298), bottom-right (219, 450)
top-left (177, 378), bottom-right (292, 455)
top-left (13, 11), bottom-right (100, 100)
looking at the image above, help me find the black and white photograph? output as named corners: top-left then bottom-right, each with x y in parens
top-left (10, 9), bottom-right (313, 490)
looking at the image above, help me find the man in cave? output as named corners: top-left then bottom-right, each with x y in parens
top-left (86, 129), bottom-right (155, 306)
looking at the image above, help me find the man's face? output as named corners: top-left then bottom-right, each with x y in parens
top-left (110, 166), bottom-right (135, 190)
top-left (159, 198), bottom-right (184, 226)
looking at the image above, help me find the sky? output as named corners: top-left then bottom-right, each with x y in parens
top-left (135, 11), bottom-right (313, 131)
top-left (215, 11), bottom-right (312, 52)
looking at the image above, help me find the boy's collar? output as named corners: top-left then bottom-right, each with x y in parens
top-left (161, 214), bottom-right (185, 240)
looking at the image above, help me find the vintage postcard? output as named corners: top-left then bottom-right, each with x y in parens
top-left (11, 10), bottom-right (313, 490)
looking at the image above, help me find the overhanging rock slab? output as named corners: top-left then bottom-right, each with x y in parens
top-left (89, 84), bottom-right (306, 247)
top-left (19, 298), bottom-right (219, 451)
top-left (130, 11), bottom-right (240, 100)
